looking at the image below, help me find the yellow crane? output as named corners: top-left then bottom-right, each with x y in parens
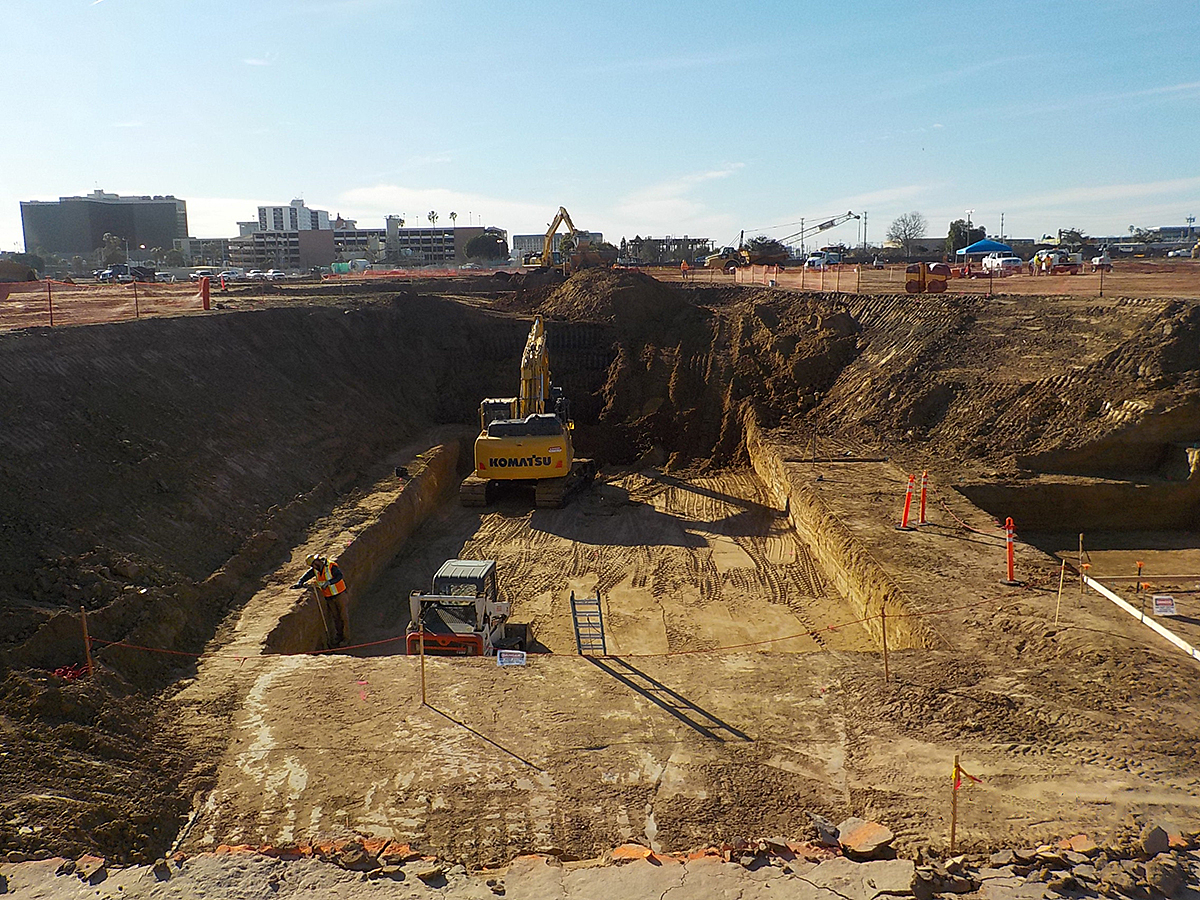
top-left (459, 316), bottom-right (597, 508)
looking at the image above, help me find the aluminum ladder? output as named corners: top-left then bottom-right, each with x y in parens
top-left (570, 590), bottom-right (607, 656)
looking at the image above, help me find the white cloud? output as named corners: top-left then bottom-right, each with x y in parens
top-left (185, 197), bottom-right (266, 238)
top-left (608, 165), bottom-right (743, 237)
top-left (243, 58), bottom-right (271, 67)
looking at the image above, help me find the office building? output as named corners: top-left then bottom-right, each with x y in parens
top-left (20, 189), bottom-right (188, 256)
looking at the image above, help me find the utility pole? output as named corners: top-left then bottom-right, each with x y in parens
top-left (863, 212), bottom-right (868, 251)
top-left (1000, 213), bottom-right (1004, 241)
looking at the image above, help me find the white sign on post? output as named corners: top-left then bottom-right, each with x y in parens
top-left (1152, 595), bottom-right (1178, 617)
top-left (496, 649), bottom-right (527, 667)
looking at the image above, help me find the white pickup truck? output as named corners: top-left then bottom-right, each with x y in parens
top-left (981, 254), bottom-right (1024, 276)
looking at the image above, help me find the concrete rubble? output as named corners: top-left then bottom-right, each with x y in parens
top-left (0, 823), bottom-right (1196, 900)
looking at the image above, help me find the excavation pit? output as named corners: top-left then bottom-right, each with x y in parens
top-left (347, 468), bottom-right (877, 659)
top-left (5, 273), bottom-right (1200, 867)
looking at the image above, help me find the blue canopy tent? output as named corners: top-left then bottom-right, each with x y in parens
top-left (955, 239), bottom-right (1014, 256)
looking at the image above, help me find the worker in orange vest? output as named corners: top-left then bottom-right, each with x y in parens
top-left (295, 552), bottom-right (349, 645)
top-left (680, 259), bottom-right (689, 282)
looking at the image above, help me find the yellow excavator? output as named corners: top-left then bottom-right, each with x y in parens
top-left (522, 206), bottom-right (615, 274)
top-left (459, 315), bottom-right (597, 508)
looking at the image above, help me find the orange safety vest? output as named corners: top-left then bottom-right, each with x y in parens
top-left (315, 561), bottom-right (347, 597)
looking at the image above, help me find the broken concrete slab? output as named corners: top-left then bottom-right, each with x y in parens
top-left (804, 856), bottom-right (915, 900)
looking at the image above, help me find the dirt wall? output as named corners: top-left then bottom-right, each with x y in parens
top-left (265, 440), bottom-right (460, 654)
top-left (743, 415), bottom-right (936, 651)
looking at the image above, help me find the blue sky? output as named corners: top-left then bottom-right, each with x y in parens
top-left (3, 0), bottom-right (1199, 253)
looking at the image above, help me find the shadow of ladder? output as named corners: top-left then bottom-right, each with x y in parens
top-left (570, 590), bottom-right (607, 656)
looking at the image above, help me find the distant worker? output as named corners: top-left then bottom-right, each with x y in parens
top-left (680, 259), bottom-right (690, 282)
top-left (294, 552), bottom-right (348, 645)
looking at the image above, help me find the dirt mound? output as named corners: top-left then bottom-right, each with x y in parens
top-left (537, 268), bottom-right (688, 325)
top-left (0, 669), bottom-right (192, 864)
top-left (811, 293), bottom-right (1200, 478)
top-left (0, 260), bottom-right (37, 282)
top-left (493, 268), bottom-right (689, 331)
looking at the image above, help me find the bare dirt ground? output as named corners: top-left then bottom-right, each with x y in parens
top-left (3, 267), bottom-right (1200, 874)
top-left (350, 469), bottom-right (871, 657)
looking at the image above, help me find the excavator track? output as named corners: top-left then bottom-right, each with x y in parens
top-left (459, 474), bottom-right (489, 507)
top-left (535, 477), bottom-right (566, 509)
top-left (535, 458), bottom-right (597, 509)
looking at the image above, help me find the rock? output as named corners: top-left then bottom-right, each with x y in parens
top-left (380, 841), bottom-right (420, 865)
top-left (414, 863), bottom-right (446, 885)
top-left (113, 560), bottom-right (140, 579)
top-left (1142, 825), bottom-right (1170, 857)
top-left (1036, 850), bottom-right (1066, 868)
top-left (334, 842), bottom-right (379, 871)
top-left (1121, 860), bottom-right (1146, 878)
top-left (1063, 851), bottom-right (1089, 867)
top-left (762, 836), bottom-right (792, 854)
top-left (5, 851), bottom-right (27, 864)
top-left (612, 844), bottom-right (654, 863)
top-left (992, 850), bottom-right (1018, 867)
top-left (1146, 853), bottom-right (1184, 896)
top-left (1016, 849), bottom-right (1040, 863)
top-left (1100, 869), bottom-right (1137, 897)
top-left (1069, 835), bottom-right (1098, 854)
top-left (152, 858), bottom-right (171, 881)
top-left (1047, 874), bottom-right (1079, 894)
top-left (837, 817), bottom-right (895, 860)
top-left (808, 812), bottom-right (840, 846)
top-left (75, 854), bottom-right (107, 885)
top-left (945, 855), bottom-right (968, 875)
top-left (0, 872), bottom-right (7, 894)
top-left (31, 850), bottom-right (49, 861)
top-left (56, 859), bottom-right (77, 876)
top-left (1073, 864), bottom-right (1098, 882)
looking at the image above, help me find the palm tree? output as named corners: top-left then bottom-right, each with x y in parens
top-left (449, 211), bottom-right (457, 228)
top-left (428, 211), bottom-right (438, 227)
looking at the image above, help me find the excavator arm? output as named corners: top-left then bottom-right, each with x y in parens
top-left (541, 207), bottom-right (580, 266)
top-left (518, 316), bottom-right (550, 417)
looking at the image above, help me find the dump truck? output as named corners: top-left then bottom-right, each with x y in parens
top-left (460, 315), bottom-right (596, 509)
top-left (704, 231), bottom-right (790, 273)
top-left (405, 559), bottom-right (530, 656)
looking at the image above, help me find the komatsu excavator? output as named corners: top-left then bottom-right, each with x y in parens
top-left (459, 316), bottom-right (597, 508)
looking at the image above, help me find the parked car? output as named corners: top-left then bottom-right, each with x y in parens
top-left (981, 255), bottom-right (1024, 276)
top-left (459, 262), bottom-right (482, 270)
top-left (217, 270), bottom-right (242, 282)
top-left (189, 269), bottom-right (218, 282)
top-left (1168, 249), bottom-right (1192, 258)
top-left (156, 273), bottom-right (177, 283)
top-left (264, 269), bottom-right (286, 280)
top-left (244, 269), bottom-right (265, 280)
